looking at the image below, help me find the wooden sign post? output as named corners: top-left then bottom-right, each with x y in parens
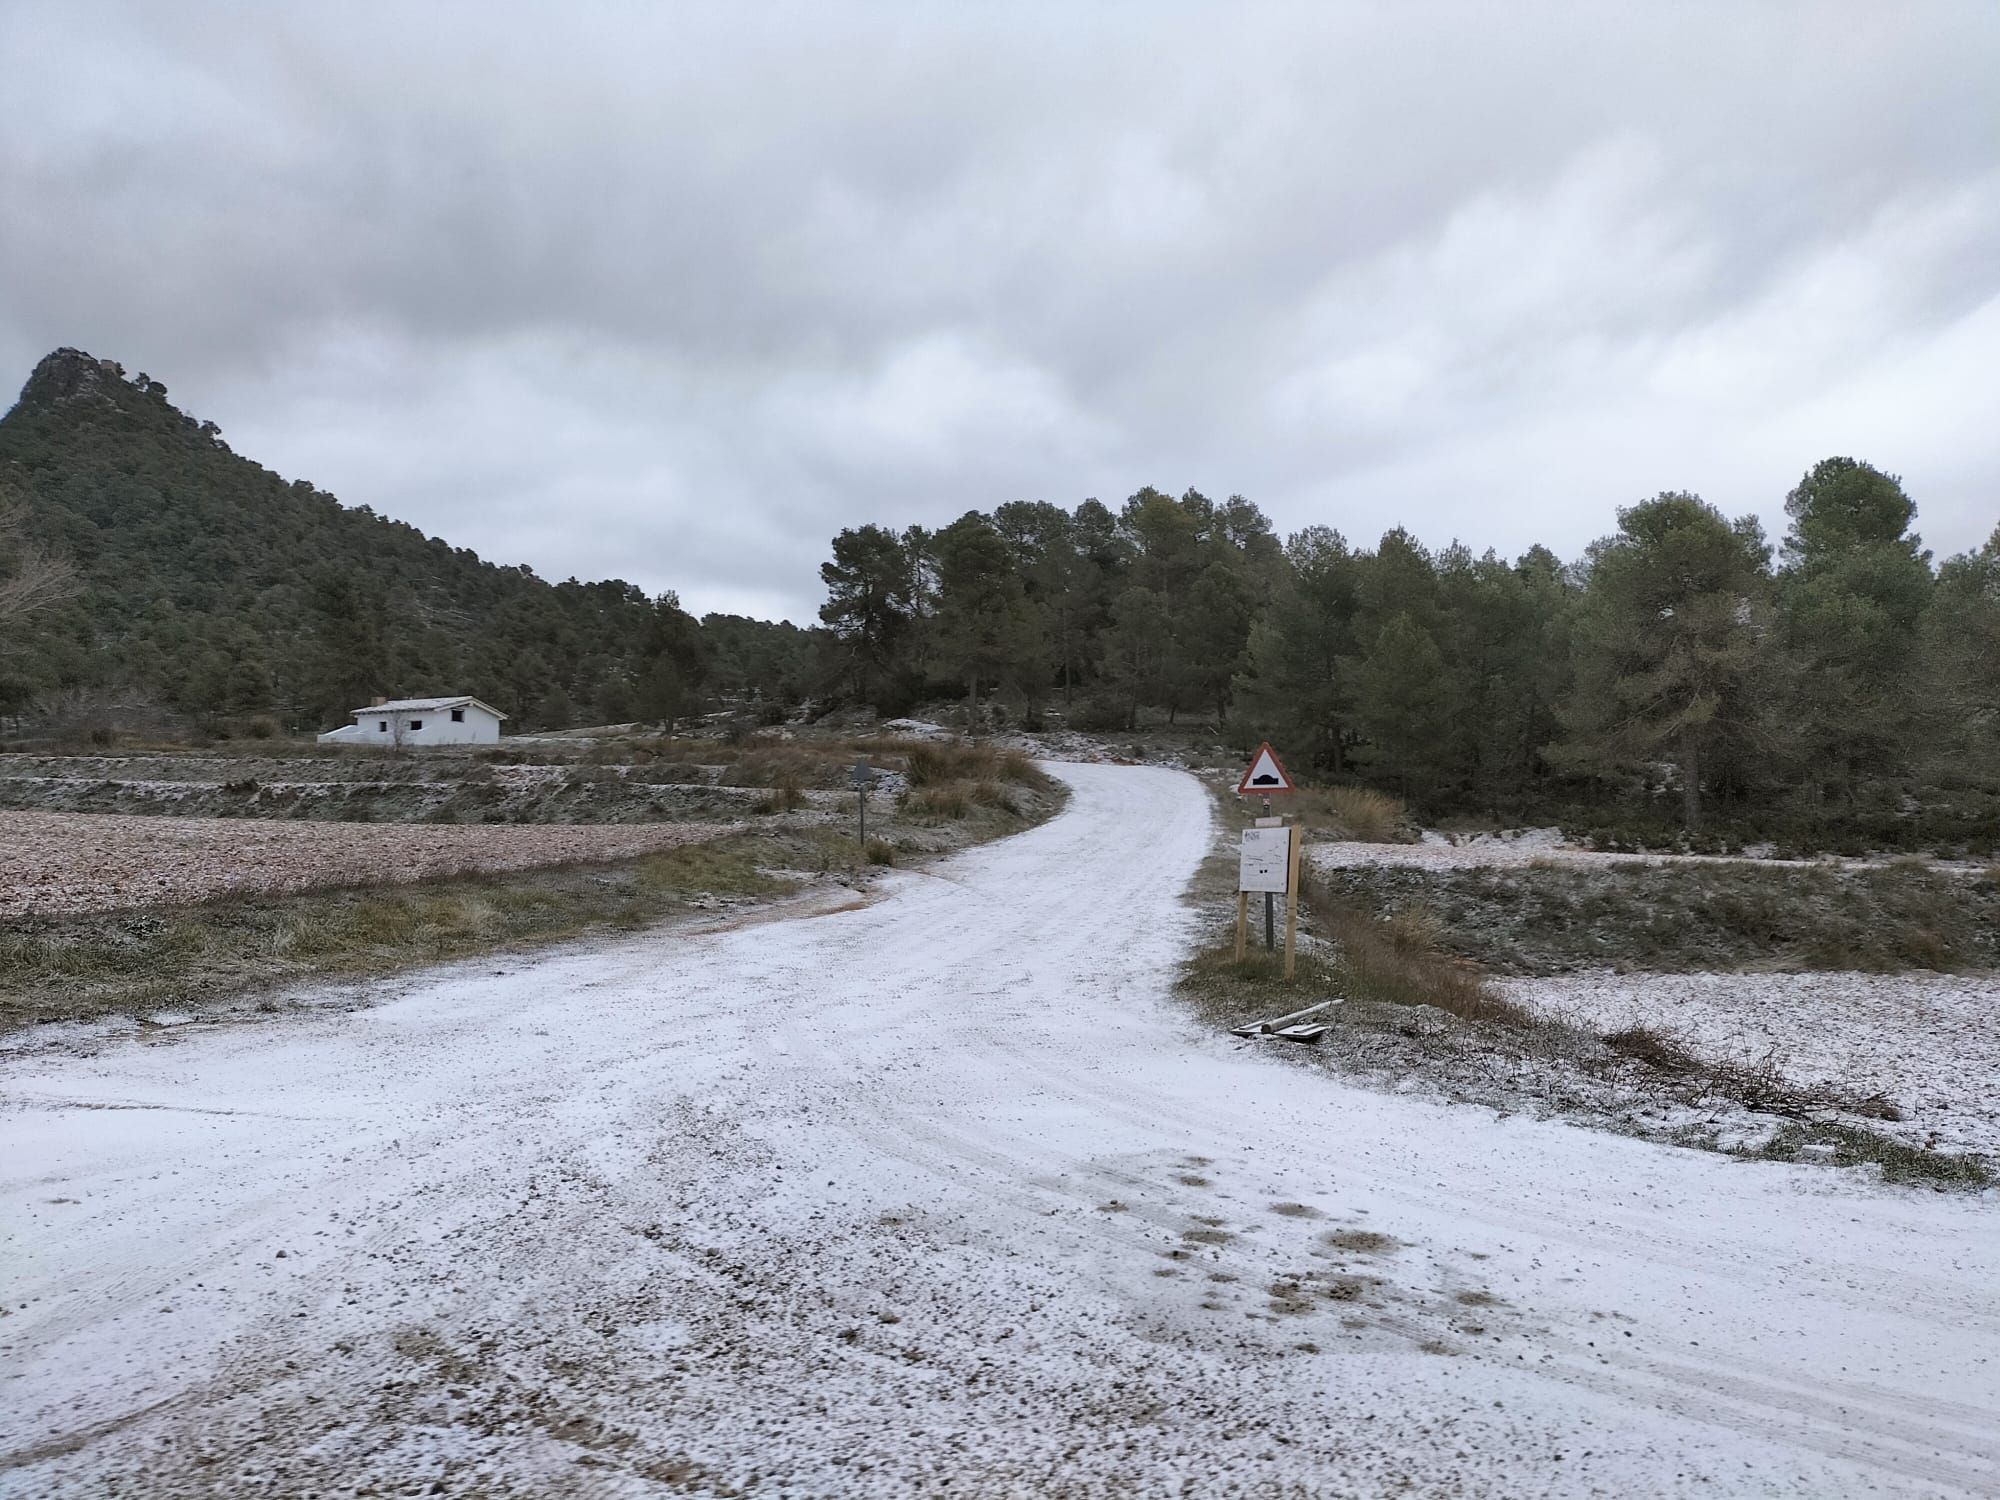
top-left (1282, 822), bottom-right (1301, 979)
top-left (1232, 752), bottom-right (1296, 976)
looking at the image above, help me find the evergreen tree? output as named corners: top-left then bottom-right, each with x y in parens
top-left (1233, 526), bottom-right (1359, 772)
top-left (931, 511), bottom-right (1042, 712)
top-left (1347, 612), bottom-right (1452, 797)
top-left (1916, 527), bottom-right (2000, 783)
top-left (1102, 586), bottom-right (1174, 731)
top-left (1775, 458), bottom-right (1933, 815)
top-left (818, 524), bottom-right (925, 710)
top-left (1553, 493), bottom-right (1773, 832)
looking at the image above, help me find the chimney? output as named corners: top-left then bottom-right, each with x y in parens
top-left (371, 696), bottom-right (387, 706)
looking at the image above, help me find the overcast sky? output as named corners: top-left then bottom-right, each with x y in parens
top-left (4, 2), bottom-right (1996, 621)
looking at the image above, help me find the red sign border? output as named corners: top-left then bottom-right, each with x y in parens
top-left (1236, 741), bottom-right (1296, 795)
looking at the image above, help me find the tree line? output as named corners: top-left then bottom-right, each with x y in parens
top-left (3, 349), bottom-right (1995, 847)
top-left (814, 469), bottom-right (2000, 845)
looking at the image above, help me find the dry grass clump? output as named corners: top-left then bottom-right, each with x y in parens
top-left (1283, 785), bottom-right (1406, 842)
top-left (1604, 1024), bottom-right (1697, 1071)
top-left (0, 830), bottom-right (827, 1031)
top-left (751, 773), bottom-right (807, 815)
top-left (904, 742), bottom-right (1041, 788)
top-left (904, 784), bottom-right (972, 820)
top-left (1380, 904), bottom-right (1443, 953)
top-left (1326, 786), bottom-right (1405, 842)
top-left (900, 743), bottom-right (1049, 823)
top-left (1314, 859), bottom-right (2000, 976)
top-left (727, 748), bottom-right (828, 791)
top-left (1752, 1121), bottom-right (1992, 1188)
top-left (1305, 885), bottom-right (1529, 1028)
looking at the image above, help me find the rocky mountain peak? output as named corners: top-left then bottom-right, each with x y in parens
top-left (17, 348), bottom-right (136, 409)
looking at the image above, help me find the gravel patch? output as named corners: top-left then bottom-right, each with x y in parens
top-left (0, 810), bottom-right (735, 917)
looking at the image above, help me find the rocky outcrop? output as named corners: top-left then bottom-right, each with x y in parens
top-left (15, 347), bottom-right (131, 410)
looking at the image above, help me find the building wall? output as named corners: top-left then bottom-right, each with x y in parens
top-left (319, 708), bottom-right (502, 746)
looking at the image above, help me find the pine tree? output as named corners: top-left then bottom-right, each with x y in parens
top-left (1347, 612), bottom-right (1452, 797)
top-left (1553, 493), bottom-right (1773, 832)
top-left (1775, 458), bottom-right (1933, 815)
top-left (1233, 526), bottom-right (1359, 772)
top-left (1916, 527), bottom-right (2000, 783)
top-left (818, 524), bottom-right (925, 709)
top-left (931, 512), bottom-right (1042, 713)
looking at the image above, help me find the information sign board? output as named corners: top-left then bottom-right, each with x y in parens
top-left (1239, 826), bottom-right (1292, 893)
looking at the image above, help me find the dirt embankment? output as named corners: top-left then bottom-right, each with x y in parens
top-left (0, 753), bottom-right (768, 824)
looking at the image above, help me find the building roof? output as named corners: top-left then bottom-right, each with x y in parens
top-left (350, 696), bottom-right (508, 720)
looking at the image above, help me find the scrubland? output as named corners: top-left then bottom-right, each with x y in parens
top-left (1184, 776), bottom-right (1997, 1189)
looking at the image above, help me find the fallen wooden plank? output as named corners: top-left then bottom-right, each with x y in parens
top-left (1231, 999), bottom-right (1338, 1041)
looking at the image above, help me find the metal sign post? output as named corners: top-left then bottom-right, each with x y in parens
top-left (850, 758), bottom-right (872, 852)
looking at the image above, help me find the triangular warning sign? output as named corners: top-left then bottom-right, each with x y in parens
top-left (1236, 742), bottom-right (1295, 795)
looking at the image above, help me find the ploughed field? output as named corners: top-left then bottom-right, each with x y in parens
top-left (0, 809), bottom-right (731, 917)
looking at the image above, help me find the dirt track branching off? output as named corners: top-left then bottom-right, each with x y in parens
top-left (1, 745), bottom-right (1065, 1033)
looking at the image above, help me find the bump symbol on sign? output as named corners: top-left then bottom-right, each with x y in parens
top-left (1235, 742), bottom-right (1295, 796)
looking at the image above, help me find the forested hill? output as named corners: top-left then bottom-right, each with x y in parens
top-left (5, 345), bottom-right (1997, 846)
top-left (0, 349), bottom-right (810, 730)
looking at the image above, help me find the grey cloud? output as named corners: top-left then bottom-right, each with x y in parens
top-left (3, 1), bottom-right (1996, 619)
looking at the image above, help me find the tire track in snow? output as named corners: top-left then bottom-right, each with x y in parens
top-left (3, 763), bottom-right (1996, 1497)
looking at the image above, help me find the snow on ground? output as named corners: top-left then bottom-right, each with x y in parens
top-left (1312, 828), bottom-right (2000, 1162)
top-left (4, 766), bottom-right (1998, 1496)
top-left (1312, 828), bottom-right (1991, 877)
top-left (1313, 827), bottom-right (1815, 873)
top-left (876, 716), bottom-right (955, 740)
top-left (0, 809), bottom-right (732, 917)
top-left (1508, 970), bottom-right (2000, 1160)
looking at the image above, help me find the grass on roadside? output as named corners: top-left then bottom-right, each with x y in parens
top-left (1312, 859), bottom-right (2000, 975)
top-left (1180, 784), bottom-right (1991, 1191)
top-left (0, 828), bottom-right (830, 1031)
top-left (1747, 1121), bottom-right (1993, 1188)
top-left (1175, 828), bottom-right (1524, 1029)
top-left (2, 741), bottom-right (1069, 1034)
top-left (903, 742), bottom-right (1043, 787)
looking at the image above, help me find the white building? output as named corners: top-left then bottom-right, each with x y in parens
top-left (317, 696), bottom-right (507, 747)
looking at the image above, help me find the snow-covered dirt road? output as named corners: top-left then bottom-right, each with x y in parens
top-left (4, 764), bottom-right (1997, 1497)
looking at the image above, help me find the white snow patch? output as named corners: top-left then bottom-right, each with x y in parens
top-left (3, 766), bottom-right (1997, 1495)
top-left (1514, 969), bottom-right (2000, 1159)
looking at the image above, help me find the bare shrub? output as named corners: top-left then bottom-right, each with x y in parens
top-left (1604, 1025), bottom-right (1697, 1072)
top-left (750, 773), bottom-right (806, 815)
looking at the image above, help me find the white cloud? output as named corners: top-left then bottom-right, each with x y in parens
top-left (3, 0), bottom-right (1997, 616)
